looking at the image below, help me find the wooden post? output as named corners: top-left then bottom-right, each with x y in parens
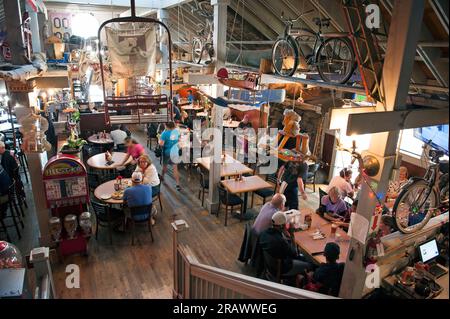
top-left (171, 219), bottom-right (189, 298)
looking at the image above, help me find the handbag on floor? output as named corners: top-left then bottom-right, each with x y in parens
top-left (154, 145), bottom-right (162, 158)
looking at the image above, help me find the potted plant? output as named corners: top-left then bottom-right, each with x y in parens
top-left (61, 130), bottom-right (87, 155)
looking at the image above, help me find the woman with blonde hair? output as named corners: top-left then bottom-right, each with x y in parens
top-left (135, 154), bottom-right (160, 195)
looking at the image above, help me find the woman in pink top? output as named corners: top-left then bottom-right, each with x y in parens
top-left (118, 137), bottom-right (146, 166)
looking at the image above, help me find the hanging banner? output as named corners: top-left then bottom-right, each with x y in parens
top-left (105, 23), bottom-right (157, 80)
top-left (26, 0), bottom-right (47, 15)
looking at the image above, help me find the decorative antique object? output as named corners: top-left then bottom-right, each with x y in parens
top-left (362, 154), bottom-right (381, 177)
top-left (49, 217), bottom-right (62, 242)
top-left (0, 241), bottom-right (23, 269)
top-left (19, 111), bottom-right (52, 153)
top-left (64, 214), bottom-right (78, 239)
top-left (282, 109), bottom-right (301, 137)
top-left (79, 212), bottom-right (92, 237)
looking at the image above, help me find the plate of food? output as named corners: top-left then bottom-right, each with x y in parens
top-left (100, 194), bottom-right (111, 200)
top-left (111, 191), bottom-right (123, 200)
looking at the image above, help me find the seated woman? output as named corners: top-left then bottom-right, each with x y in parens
top-left (386, 166), bottom-right (409, 200)
top-left (321, 187), bottom-right (350, 225)
top-left (135, 154), bottom-right (161, 196)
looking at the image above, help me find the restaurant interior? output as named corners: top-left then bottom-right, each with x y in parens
top-left (0, 0), bottom-right (448, 300)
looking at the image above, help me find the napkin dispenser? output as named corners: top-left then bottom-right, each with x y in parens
top-left (285, 209), bottom-right (305, 231)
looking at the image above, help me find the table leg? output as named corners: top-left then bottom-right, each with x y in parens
top-left (241, 192), bottom-right (248, 220)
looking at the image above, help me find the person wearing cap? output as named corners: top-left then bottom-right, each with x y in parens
top-left (123, 172), bottom-right (154, 224)
top-left (252, 193), bottom-right (286, 235)
top-left (259, 211), bottom-right (312, 277)
top-left (312, 242), bottom-right (345, 296)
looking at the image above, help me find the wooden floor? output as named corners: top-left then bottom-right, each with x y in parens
top-left (5, 125), bottom-right (322, 299)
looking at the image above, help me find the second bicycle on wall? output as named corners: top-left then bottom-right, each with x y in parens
top-left (271, 9), bottom-right (356, 83)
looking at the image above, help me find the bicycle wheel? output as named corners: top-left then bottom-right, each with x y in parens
top-left (316, 37), bottom-right (356, 83)
top-left (271, 37), bottom-right (299, 77)
top-left (392, 179), bottom-right (438, 234)
top-left (192, 38), bottom-right (204, 64)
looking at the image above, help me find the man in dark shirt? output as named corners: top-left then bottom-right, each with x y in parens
top-left (313, 242), bottom-right (345, 296)
top-left (278, 160), bottom-right (308, 210)
top-left (0, 141), bottom-right (18, 179)
top-left (259, 211), bottom-right (312, 277)
top-left (0, 164), bottom-right (11, 204)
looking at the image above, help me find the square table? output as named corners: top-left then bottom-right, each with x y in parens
top-left (196, 154), bottom-right (253, 177)
top-left (294, 210), bottom-right (351, 264)
top-left (221, 175), bottom-right (272, 218)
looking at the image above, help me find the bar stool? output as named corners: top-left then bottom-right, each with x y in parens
top-left (8, 182), bottom-right (25, 224)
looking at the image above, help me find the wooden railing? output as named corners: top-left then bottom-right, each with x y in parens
top-left (172, 220), bottom-right (334, 299)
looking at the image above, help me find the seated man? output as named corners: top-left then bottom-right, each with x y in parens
top-left (311, 242), bottom-right (345, 297)
top-left (327, 168), bottom-right (354, 198)
top-left (259, 211), bottom-right (312, 278)
top-left (123, 172), bottom-right (154, 224)
top-left (252, 194), bottom-right (286, 235)
top-left (321, 186), bottom-right (349, 225)
top-left (110, 125), bottom-right (128, 148)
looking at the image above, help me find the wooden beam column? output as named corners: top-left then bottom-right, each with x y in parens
top-left (339, 0), bottom-right (426, 299)
top-left (158, 8), bottom-right (170, 89)
top-left (206, 0), bottom-right (229, 214)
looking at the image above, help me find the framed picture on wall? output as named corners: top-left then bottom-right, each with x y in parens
top-left (49, 11), bottom-right (72, 41)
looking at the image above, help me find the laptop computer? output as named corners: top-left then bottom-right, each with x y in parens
top-left (418, 239), bottom-right (448, 279)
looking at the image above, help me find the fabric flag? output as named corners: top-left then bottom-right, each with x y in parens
top-left (26, 0), bottom-right (46, 14)
top-left (106, 24), bottom-right (157, 80)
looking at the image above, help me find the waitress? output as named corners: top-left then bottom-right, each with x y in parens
top-left (277, 160), bottom-right (308, 210)
top-left (117, 137), bottom-right (146, 167)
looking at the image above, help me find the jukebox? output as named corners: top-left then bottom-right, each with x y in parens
top-left (43, 154), bottom-right (90, 256)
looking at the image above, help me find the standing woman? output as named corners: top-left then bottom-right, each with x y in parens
top-left (117, 137), bottom-right (146, 167)
top-left (159, 122), bottom-right (181, 191)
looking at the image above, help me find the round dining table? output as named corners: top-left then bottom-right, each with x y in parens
top-left (94, 178), bottom-right (132, 205)
top-left (88, 133), bottom-right (114, 145)
top-left (87, 152), bottom-right (131, 170)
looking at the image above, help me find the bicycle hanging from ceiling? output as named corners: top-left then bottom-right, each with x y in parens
top-left (97, 0), bottom-right (174, 126)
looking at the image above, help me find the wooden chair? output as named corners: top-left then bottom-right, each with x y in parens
top-left (128, 204), bottom-right (154, 245)
top-left (152, 182), bottom-right (163, 213)
top-left (305, 163), bottom-right (321, 192)
top-left (8, 182), bottom-right (25, 223)
top-left (87, 172), bottom-right (101, 193)
top-left (12, 166), bottom-right (27, 210)
top-left (218, 184), bottom-right (243, 226)
top-left (91, 201), bottom-right (124, 244)
top-left (262, 251), bottom-right (304, 287)
top-left (197, 167), bottom-right (209, 206)
top-left (115, 144), bottom-right (127, 152)
top-left (146, 123), bottom-right (159, 150)
top-left (15, 148), bottom-right (29, 184)
top-left (251, 173), bottom-right (278, 208)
